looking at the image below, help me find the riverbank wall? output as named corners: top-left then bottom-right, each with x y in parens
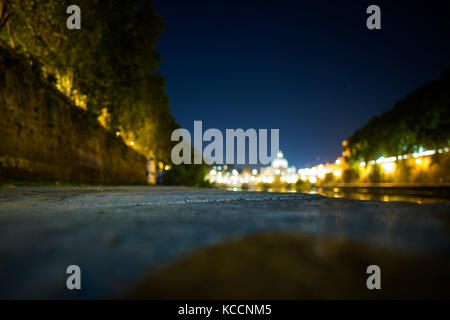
top-left (0, 46), bottom-right (147, 184)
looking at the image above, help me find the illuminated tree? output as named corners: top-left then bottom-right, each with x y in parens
top-left (345, 68), bottom-right (450, 163)
top-left (0, 0), bottom-right (178, 161)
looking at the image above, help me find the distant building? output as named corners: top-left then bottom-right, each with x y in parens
top-left (260, 151), bottom-right (298, 184)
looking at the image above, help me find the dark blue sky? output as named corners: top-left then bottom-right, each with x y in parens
top-left (154, 0), bottom-right (450, 168)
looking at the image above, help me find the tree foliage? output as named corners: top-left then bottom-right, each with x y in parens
top-left (345, 68), bottom-right (450, 163)
top-left (163, 163), bottom-right (212, 188)
top-left (0, 0), bottom-right (178, 161)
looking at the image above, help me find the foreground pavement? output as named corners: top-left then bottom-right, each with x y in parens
top-left (0, 186), bottom-right (449, 299)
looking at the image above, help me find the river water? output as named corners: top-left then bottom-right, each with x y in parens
top-left (227, 186), bottom-right (450, 204)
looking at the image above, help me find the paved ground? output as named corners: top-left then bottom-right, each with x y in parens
top-left (0, 186), bottom-right (449, 299)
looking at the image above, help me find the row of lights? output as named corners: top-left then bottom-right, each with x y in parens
top-left (208, 147), bottom-right (449, 186)
top-left (209, 168), bottom-right (298, 185)
top-left (359, 148), bottom-right (449, 171)
top-left (297, 164), bottom-right (342, 184)
top-left (296, 147), bottom-right (449, 183)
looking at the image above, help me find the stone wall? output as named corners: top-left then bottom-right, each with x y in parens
top-left (0, 46), bottom-right (147, 184)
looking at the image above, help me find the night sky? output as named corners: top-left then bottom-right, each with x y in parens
top-left (154, 0), bottom-right (450, 168)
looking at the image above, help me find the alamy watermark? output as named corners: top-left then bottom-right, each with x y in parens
top-left (366, 5), bottom-right (381, 30)
top-left (66, 5), bottom-right (81, 30)
top-left (66, 265), bottom-right (81, 290)
top-left (171, 121), bottom-right (279, 165)
top-left (366, 265), bottom-right (381, 290)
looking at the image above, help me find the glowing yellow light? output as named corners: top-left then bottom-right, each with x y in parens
top-left (130, 141), bottom-right (135, 146)
top-left (333, 169), bottom-right (342, 177)
top-left (210, 169), bottom-right (217, 176)
top-left (115, 131), bottom-right (120, 137)
top-left (232, 169), bottom-right (238, 176)
top-left (164, 165), bottom-right (171, 171)
top-left (252, 169), bottom-right (257, 175)
top-left (275, 169), bottom-right (280, 175)
top-left (381, 162), bottom-right (395, 173)
top-left (415, 159), bottom-right (422, 165)
top-left (317, 165), bottom-right (326, 179)
top-left (335, 159), bottom-right (341, 165)
top-left (360, 162), bottom-right (366, 167)
top-left (308, 176), bottom-right (317, 184)
top-left (280, 176), bottom-right (286, 182)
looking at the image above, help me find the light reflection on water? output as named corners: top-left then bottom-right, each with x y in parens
top-left (226, 186), bottom-right (449, 204)
top-left (313, 188), bottom-right (443, 204)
